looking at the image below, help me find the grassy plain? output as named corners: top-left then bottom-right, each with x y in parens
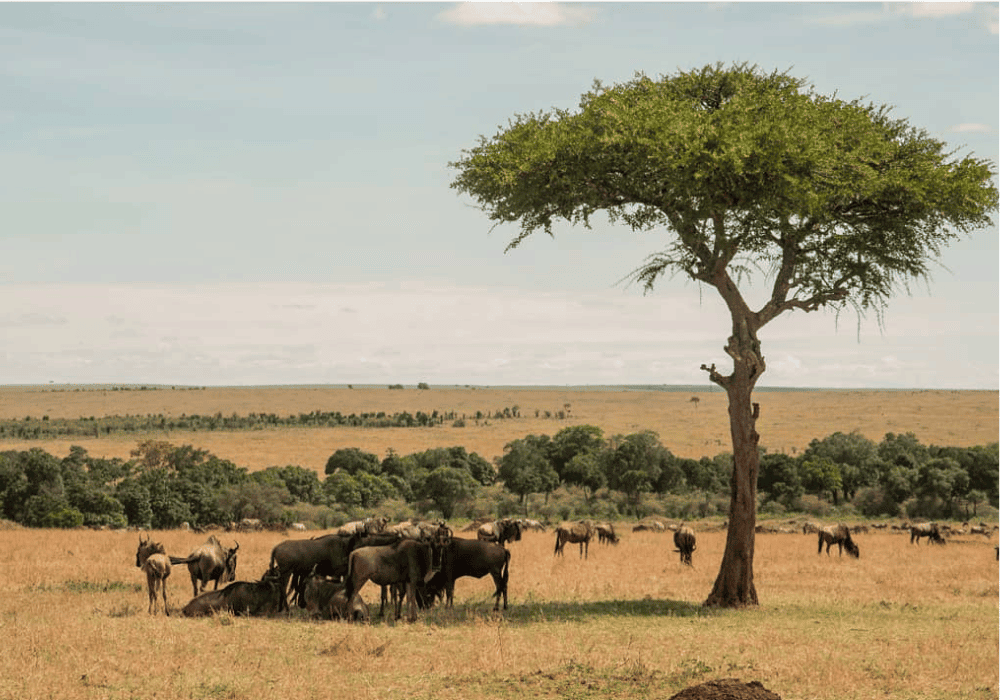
top-left (0, 385), bottom-right (996, 472)
top-left (0, 524), bottom-right (996, 700)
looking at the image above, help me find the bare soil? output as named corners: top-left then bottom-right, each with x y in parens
top-left (1, 385), bottom-right (995, 472)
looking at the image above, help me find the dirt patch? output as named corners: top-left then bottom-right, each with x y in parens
top-left (669, 678), bottom-right (782, 700)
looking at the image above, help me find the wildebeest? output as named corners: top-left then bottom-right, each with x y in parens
top-left (170, 535), bottom-right (239, 598)
top-left (477, 518), bottom-right (523, 547)
top-left (302, 573), bottom-right (370, 622)
top-left (268, 533), bottom-right (359, 611)
top-left (910, 522), bottom-right (946, 545)
top-left (181, 568), bottom-right (283, 617)
top-left (343, 529), bottom-right (450, 623)
top-left (595, 522), bottom-right (619, 545)
top-left (802, 521), bottom-right (822, 535)
top-left (424, 537), bottom-right (511, 611)
top-left (135, 535), bottom-right (171, 615)
top-left (554, 521), bottom-right (594, 559)
top-left (673, 524), bottom-right (696, 565)
top-left (337, 516), bottom-right (388, 537)
top-left (818, 524), bottom-right (860, 558)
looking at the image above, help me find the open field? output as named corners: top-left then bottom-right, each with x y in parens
top-left (0, 385), bottom-right (996, 472)
top-left (0, 523), bottom-right (996, 700)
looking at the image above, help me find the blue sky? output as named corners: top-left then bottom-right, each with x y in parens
top-left (2, 2), bottom-right (997, 388)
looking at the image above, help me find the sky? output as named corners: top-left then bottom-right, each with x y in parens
top-left (1, 2), bottom-right (997, 389)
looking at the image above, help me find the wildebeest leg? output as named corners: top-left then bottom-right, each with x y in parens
top-left (160, 575), bottom-right (169, 615)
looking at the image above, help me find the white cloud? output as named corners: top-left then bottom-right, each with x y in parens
top-left (890, 2), bottom-right (975, 19)
top-left (372, 6), bottom-right (388, 21)
top-left (949, 123), bottom-right (992, 133)
top-left (437, 2), bottom-right (596, 27)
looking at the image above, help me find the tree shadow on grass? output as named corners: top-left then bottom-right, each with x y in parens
top-left (416, 596), bottom-right (718, 627)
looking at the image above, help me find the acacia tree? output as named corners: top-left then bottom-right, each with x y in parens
top-left (450, 63), bottom-right (997, 607)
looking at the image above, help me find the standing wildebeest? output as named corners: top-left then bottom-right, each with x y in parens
top-left (424, 537), bottom-right (511, 611)
top-left (595, 522), bottom-right (619, 545)
top-left (337, 516), bottom-right (388, 537)
top-left (673, 524), bottom-right (696, 565)
top-left (818, 524), bottom-right (860, 558)
top-left (343, 528), bottom-right (450, 623)
top-left (554, 521), bottom-right (594, 559)
top-left (268, 533), bottom-right (360, 611)
top-left (477, 518), bottom-right (523, 547)
top-left (910, 522), bottom-right (946, 545)
top-left (181, 568), bottom-right (283, 617)
top-left (170, 535), bottom-right (239, 598)
top-left (135, 535), bottom-right (171, 615)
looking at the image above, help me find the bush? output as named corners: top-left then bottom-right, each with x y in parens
top-left (795, 494), bottom-right (833, 518)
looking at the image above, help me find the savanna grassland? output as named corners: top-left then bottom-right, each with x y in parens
top-left (0, 524), bottom-right (996, 700)
top-left (0, 385), bottom-right (997, 700)
top-left (0, 385), bottom-right (996, 472)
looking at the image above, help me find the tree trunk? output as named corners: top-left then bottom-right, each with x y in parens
top-left (703, 376), bottom-right (760, 607)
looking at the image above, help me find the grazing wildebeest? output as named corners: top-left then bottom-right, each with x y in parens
top-left (424, 537), bottom-right (511, 611)
top-left (477, 518), bottom-right (523, 547)
top-left (343, 528), bottom-right (450, 623)
top-left (170, 535), bottom-right (239, 598)
top-left (673, 524), bottom-right (696, 565)
top-left (818, 524), bottom-right (860, 558)
top-left (595, 522), bottom-right (619, 545)
top-left (268, 533), bottom-right (359, 611)
top-left (302, 573), bottom-right (370, 622)
top-left (554, 521), bottom-right (594, 559)
top-left (910, 522), bottom-right (946, 545)
top-left (135, 535), bottom-right (171, 615)
top-left (181, 568), bottom-right (283, 617)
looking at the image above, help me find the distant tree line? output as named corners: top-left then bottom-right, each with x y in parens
top-left (0, 405), bottom-right (554, 440)
top-left (0, 430), bottom-right (995, 530)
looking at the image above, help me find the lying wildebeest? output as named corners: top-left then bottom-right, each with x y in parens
top-left (673, 524), bottom-right (696, 565)
top-left (818, 524), bottom-right (860, 558)
top-left (477, 518), bottom-right (523, 547)
top-left (424, 537), bottom-right (511, 611)
top-left (135, 535), bottom-right (171, 615)
top-left (170, 535), bottom-right (239, 598)
top-left (302, 572), bottom-right (370, 622)
top-left (343, 530), bottom-right (450, 623)
top-left (910, 522), bottom-right (946, 545)
top-left (595, 522), bottom-right (619, 545)
top-left (181, 568), bottom-right (283, 617)
top-left (554, 521), bottom-right (594, 559)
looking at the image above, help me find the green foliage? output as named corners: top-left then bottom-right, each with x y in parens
top-left (498, 436), bottom-right (559, 505)
top-left (325, 447), bottom-right (382, 476)
top-left (419, 466), bottom-right (478, 519)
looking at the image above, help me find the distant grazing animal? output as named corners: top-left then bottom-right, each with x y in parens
top-left (181, 568), bottom-right (283, 617)
top-left (802, 521), bottom-right (822, 535)
top-left (170, 535), bottom-right (239, 598)
top-left (595, 522), bottom-right (619, 545)
top-left (135, 535), bottom-right (171, 615)
top-left (477, 518), bottom-right (523, 547)
top-left (968, 524), bottom-right (998, 537)
top-left (337, 516), bottom-right (388, 537)
top-left (673, 525), bottom-right (697, 565)
top-left (424, 537), bottom-right (510, 611)
top-left (632, 520), bottom-right (666, 532)
top-left (818, 524), bottom-right (860, 558)
top-left (554, 521), bottom-right (594, 559)
top-left (910, 522), bottom-right (945, 545)
top-left (342, 537), bottom-right (444, 623)
top-left (302, 573), bottom-right (369, 622)
top-left (517, 518), bottom-right (547, 532)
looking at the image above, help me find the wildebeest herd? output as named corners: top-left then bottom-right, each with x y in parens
top-left (133, 515), bottom-right (993, 620)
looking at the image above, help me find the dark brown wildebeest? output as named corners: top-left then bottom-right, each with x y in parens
top-left (302, 572), bottom-right (371, 622)
top-left (818, 524), bottom-right (860, 558)
top-left (135, 535), bottom-right (171, 615)
top-left (343, 527), bottom-right (450, 623)
top-left (910, 522), bottom-right (945, 545)
top-left (673, 524), bottom-right (696, 565)
top-left (595, 522), bottom-right (619, 545)
top-left (268, 533), bottom-right (359, 612)
top-left (554, 521), bottom-right (594, 559)
top-left (477, 518), bottom-right (523, 547)
top-left (424, 537), bottom-right (510, 611)
top-left (181, 568), bottom-right (283, 617)
top-left (170, 535), bottom-right (239, 598)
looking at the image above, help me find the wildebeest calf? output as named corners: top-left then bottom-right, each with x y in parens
top-left (302, 574), bottom-right (370, 622)
top-left (135, 535), bottom-right (171, 615)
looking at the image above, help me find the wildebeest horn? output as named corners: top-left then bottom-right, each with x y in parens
top-left (233, 541), bottom-right (240, 552)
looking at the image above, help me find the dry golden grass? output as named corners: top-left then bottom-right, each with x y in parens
top-left (1, 385), bottom-right (995, 472)
top-left (0, 525), bottom-right (996, 700)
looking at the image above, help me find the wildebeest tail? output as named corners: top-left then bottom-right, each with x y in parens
top-left (169, 555), bottom-right (200, 565)
top-left (343, 553), bottom-right (356, 602)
